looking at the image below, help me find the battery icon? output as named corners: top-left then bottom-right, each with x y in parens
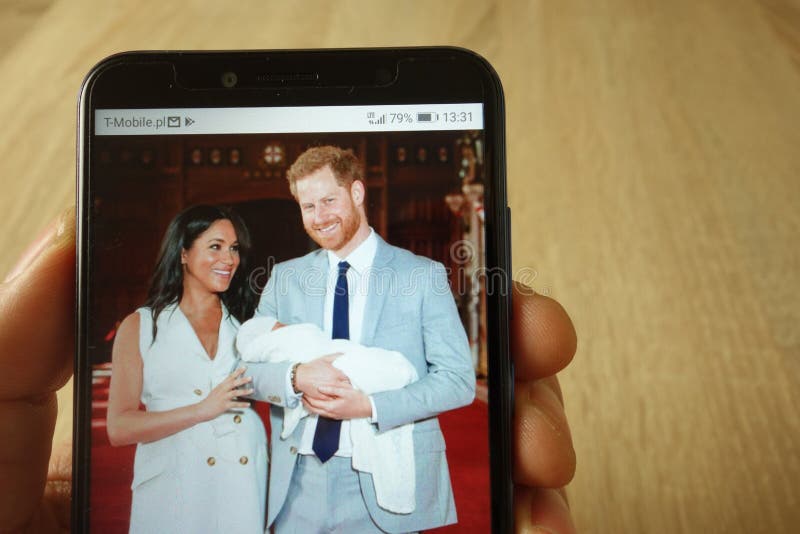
top-left (417, 112), bottom-right (438, 122)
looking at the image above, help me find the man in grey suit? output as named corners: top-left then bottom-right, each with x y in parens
top-left (249, 145), bottom-right (475, 533)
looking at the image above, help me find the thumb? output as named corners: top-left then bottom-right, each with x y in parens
top-left (0, 207), bottom-right (75, 400)
top-left (0, 207), bottom-right (74, 531)
top-left (321, 352), bottom-right (343, 362)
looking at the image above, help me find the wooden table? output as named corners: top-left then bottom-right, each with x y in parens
top-left (1, 1), bottom-right (798, 532)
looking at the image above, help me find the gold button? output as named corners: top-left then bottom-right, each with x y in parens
top-left (289, 446), bottom-right (298, 455)
top-left (233, 414), bottom-right (242, 424)
top-left (207, 457), bottom-right (216, 466)
top-left (194, 389), bottom-right (202, 396)
top-left (239, 456), bottom-right (249, 465)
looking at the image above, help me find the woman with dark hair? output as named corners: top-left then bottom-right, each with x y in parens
top-left (106, 205), bottom-right (267, 533)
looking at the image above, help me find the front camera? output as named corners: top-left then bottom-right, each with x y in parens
top-left (221, 71), bottom-right (238, 88)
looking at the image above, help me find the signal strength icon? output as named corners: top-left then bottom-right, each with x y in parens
top-left (367, 112), bottom-right (386, 125)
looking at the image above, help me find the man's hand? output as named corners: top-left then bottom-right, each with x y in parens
top-left (303, 385), bottom-right (372, 420)
top-left (294, 353), bottom-right (349, 401)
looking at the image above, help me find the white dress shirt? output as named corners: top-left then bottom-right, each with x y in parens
top-left (289, 228), bottom-right (378, 457)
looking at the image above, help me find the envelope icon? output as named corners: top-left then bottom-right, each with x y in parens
top-left (167, 116), bottom-right (180, 127)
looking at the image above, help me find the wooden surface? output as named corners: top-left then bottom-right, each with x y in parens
top-left (1, 1), bottom-right (798, 532)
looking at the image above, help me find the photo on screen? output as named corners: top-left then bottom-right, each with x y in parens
top-left (87, 119), bottom-right (491, 532)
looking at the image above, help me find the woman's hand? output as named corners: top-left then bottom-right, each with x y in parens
top-left (194, 367), bottom-right (254, 423)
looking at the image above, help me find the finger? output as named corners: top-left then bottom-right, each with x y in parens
top-left (233, 376), bottom-right (253, 388)
top-left (320, 352), bottom-right (343, 362)
top-left (303, 396), bottom-right (324, 410)
top-left (317, 385), bottom-right (346, 397)
top-left (301, 398), bottom-right (322, 415)
top-left (317, 385), bottom-right (339, 396)
top-left (0, 394), bottom-right (57, 530)
top-left (221, 370), bottom-right (246, 388)
top-left (0, 208), bottom-right (75, 399)
top-left (514, 486), bottom-right (576, 534)
top-left (303, 396), bottom-right (335, 414)
top-left (514, 379), bottom-right (576, 488)
top-left (228, 367), bottom-right (247, 380)
top-left (224, 368), bottom-right (246, 385)
top-left (229, 387), bottom-right (254, 398)
top-left (302, 387), bottom-right (337, 402)
top-left (511, 281), bottom-right (577, 381)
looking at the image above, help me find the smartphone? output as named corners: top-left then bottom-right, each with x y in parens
top-left (75, 48), bottom-right (511, 533)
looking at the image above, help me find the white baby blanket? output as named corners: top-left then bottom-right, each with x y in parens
top-left (236, 317), bottom-right (419, 514)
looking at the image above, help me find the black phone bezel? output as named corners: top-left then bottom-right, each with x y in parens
top-left (74, 47), bottom-right (511, 533)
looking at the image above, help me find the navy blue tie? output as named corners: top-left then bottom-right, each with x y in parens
top-left (313, 261), bottom-right (350, 463)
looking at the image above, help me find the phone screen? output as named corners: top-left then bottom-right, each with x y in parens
top-left (77, 51), bottom-right (510, 533)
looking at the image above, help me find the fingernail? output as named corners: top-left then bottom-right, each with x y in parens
top-left (4, 207), bottom-right (74, 284)
top-left (55, 206), bottom-right (75, 243)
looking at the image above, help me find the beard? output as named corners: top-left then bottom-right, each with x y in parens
top-left (305, 207), bottom-right (362, 252)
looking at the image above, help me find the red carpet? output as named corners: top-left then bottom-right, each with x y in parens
top-left (89, 378), bottom-right (490, 532)
top-left (428, 399), bottom-right (491, 533)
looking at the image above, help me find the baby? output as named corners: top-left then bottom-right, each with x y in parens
top-left (236, 316), bottom-right (418, 514)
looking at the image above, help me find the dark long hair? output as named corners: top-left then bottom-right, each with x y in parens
top-left (144, 205), bottom-right (256, 341)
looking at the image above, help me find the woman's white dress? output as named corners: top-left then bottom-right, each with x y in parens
top-left (128, 303), bottom-right (267, 534)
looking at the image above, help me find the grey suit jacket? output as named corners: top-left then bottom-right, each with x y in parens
top-left (249, 234), bottom-right (475, 533)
